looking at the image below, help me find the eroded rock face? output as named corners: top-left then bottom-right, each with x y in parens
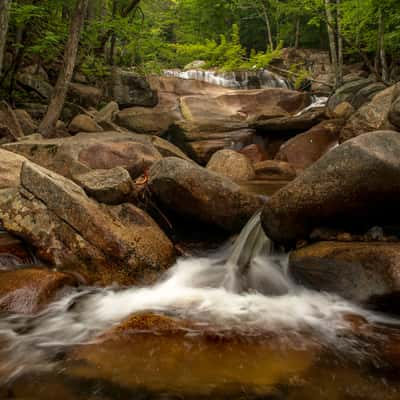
top-left (149, 157), bottom-right (264, 232)
top-left (261, 130), bottom-right (400, 245)
top-left (275, 119), bottom-right (343, 170)
top-left (0, 268), bottom-right (77, 314)
top-left (0, 162), bottom-right (175, 286)
top-left (289, 242), bottom-right (400, 304)
top-left (206, 149), bottom-right (255, 181)
top-left (340, 85), bottom-right (398, 142)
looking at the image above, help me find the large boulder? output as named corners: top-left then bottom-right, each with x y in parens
top-left (261, 130), bottom-right (400, 245)
top-left (250, 109), bottom-right (327, 134)
top-left (68, 82), bottom-right (103, 108)
top-left (180, 89), bottom-right (311, 122)
top-left (206, 149), bottom-right (255, 181)
top-left (105, 68), bottom-right (158, 108)
top-left (289, 242), bottom-right (400, 305)
top-left (0, 162), bottom-right (175, 285)
top-left (0, 268), bottom-right (77, 314)
top-left (340, 85), bottom-right (398, 142)
top-left (389, 97), bottom-right (400, 129)
top-left (275, 119), bottom-right (343, 170)
top-left (73, 167), bottom-right (133, 205)
top-left (16, 69), bottom-right (53, 99)
top-left (149, 157), bottom-right (264, 232)
top-left (115, 93), bottom-right (181, 135)
top-left (2, 131), bottom-right (186, 181)
top-left (68, 114), bottom-right (103, 134)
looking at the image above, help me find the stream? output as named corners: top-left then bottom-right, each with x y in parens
top-left (0, 214), bottom-right (400, 399)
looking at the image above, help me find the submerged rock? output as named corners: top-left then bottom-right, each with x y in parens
top-left (149, 157), bottom-right (264, 232)
top-left (0, 162), bottom-right (175, 286)
top-left (261, 130), bottom-right (400, 245)
top-left (0, 268), bottom-right (77, 314)
top-left (289, 241), bottom-right (400, 305)
top-left (206, 149), bottom-right (255, 181)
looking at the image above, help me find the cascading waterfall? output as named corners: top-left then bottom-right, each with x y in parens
top-left (164, 69), bottom-right (290, 89)
top-left (0, 212), bottom-right (396, 383)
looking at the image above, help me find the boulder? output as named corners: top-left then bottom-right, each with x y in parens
top-left (73, 167), bottom-right (133, 205)
top-left (0, 149), bottom-right (27, 189)
top-left (289, 242), bottom-right (400, 304)
top-left (239, 144), bottom-right (267, 163)
top-left (0, 102), bottom-right (24, 140)
top-left (3, 131), bottom-right (184, 181)
top-left (254, 160), bottom-right (297, 181)
top-left (261, 130), bottom-right (400, 245)
top-left (330, 102), bottom-right (354, 120)
top-left (340, 85), bottom-right (397, 142)
top-left (115, 92), bottom-right (181, 135)
top-left (14, 109), bottom-right (37, 136)
top-left (95, 101), bottom-right (119, 124)
top-left (16, 70), bottom-right (53, 99)
top-left (275, 119), bottom-right (343, 170)
top-left (388, 97), bottom-right (400, 129)
top-left (105, 68), bottom-right (158, 108)
top-left (251, 109), bottom-right (327, 134)
top-left (0, 162), bottom-right (175, 285)
top-left (206, 149), bottom-right (255, 181)
top-left (0, 268), bottom-right (77, 314)
top-left (68, 114), bottom-right (103, 134)
top-left (180, 89), bottom-right (311, 122)
top-left (149, 157), bottom-right (264, 232)
top-left (68, 82), bottom-right (103, 108)
top-left (78, 141), bottom-right (162, 179)
top-left (327, 78), bottom-right (384, 111)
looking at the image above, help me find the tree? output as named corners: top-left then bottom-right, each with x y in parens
top-left (0, 0), bottom-right (11, 77)
top-left (39, 0), bottom-right (89, 137)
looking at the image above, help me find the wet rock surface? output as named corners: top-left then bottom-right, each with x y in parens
top-left (149, 157), bottom-right (264, 232)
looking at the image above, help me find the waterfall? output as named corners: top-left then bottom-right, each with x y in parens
top-left (163, 68), bottom-right (290, 89)
top-left (0, 212), bottom-right (394, 383)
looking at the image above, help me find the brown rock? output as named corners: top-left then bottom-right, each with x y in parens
top-left (275, 119), bottom-right (343, 170)
top-left (14, 109), bottom-right (37, 136)
top-left (239, 144), bottom-right (267, 163)
top-left (340, 85), bottom-right (397, 142)
top-left (149, 157), bottom-right (264, 232)
top-left (68, 114), bottom-right (103, 134)
top-left (68, 82), bottom-right (103, 108)
top-left (95, 101), bottom-right (119, 124)
top-left (0, 149), bottom-right (27, 189)
top-left (0, 162), bottom-right (175, 286)
top-left (0, 102), bottom-right (24, 140)
top-left (74, 167), bottom-right (133, 205)
top-left (78, 142), bottom-right (162, 179)
top-left (289, 241), bottom-right (400, 304)
top-left (331, 101), bottom-right (354, 119)
top-left (0, 268), bottom-right (76, 314)
top-left (261, 130), bottom-right (400, 245)
top-left (254, 160), bottom-right (297, 181)
top-left (206, 149), bottom-right (255, 181)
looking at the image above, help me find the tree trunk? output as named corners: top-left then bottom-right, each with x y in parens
top-left (259, 1), bottom-right (274, 50)
top-left (39, 0), bottom-right (89, 137)
top-left (378, 7), bottom-right (389, 83)
top-left (0, 0), bottom-right (11, 77)
top-left (336, 0), bottom-right (343, 86)
top-left (294, 18), bottom-right (300, 49)
top-left (324, 0), bottom-right (339, 88)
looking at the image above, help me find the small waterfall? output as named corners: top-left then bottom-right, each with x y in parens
top-left (163, 68), bottom-right (290, 89)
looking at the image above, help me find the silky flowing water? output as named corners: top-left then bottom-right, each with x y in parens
top-left (0, 214), bottom-right (400, 399)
